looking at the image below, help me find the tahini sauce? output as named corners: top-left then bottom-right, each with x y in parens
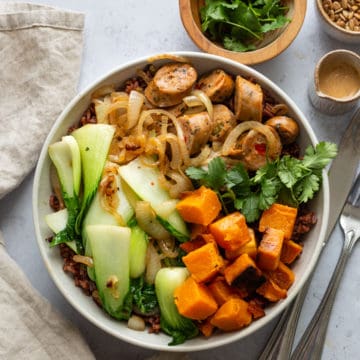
top-left (318, 61), bottom-right (360, 99)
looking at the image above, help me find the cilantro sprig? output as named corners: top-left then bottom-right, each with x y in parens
top-left (200, 0), bottom-right (291, 52)
top-left (186, 142), bottom-right (337, 223)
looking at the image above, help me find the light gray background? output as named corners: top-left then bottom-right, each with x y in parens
top-left (0, 1), bottom-right (359, 359)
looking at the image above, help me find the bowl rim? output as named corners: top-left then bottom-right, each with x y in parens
top-left (32, 51), bottom-right (330, 352)
top-left (316, 0), bottom-right (360, 37)
top-left (179, 0), bottom-right (307, 65)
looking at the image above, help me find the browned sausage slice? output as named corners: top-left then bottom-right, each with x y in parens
top-left (234, 75), bottom-right (263, 122)
top-left (177, 111), bottom-right (213, 155)
top-left (145, 63), bottom-right (197, 107)
top-left (197, 69), bottom-right (235, 103)
top-left (210, 104), bottom-right (236, 142)
top-left (145, 80), bottom-right (185, 107)
top-left (153, 63), bottom-right (197, 95)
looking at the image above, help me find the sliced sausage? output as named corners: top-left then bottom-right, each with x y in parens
top-left (265, 116), bottom-right (300, 144)
top-left (210, 104), bottom-right (236, 142)
top-left (145, 63), bottom-right (197, 107)
top-left (153, 63), bottom-right (197, 95)
top-left (177, 111), bottom-right (213, 155)
top-left (197, 69), bottom-right (235, 103)
top-left (228, 127), bottom-right (281, 171)
top-left (144, 80), bottom-right (185, 107)
top-left (234, 75), bottom-right (263, 122)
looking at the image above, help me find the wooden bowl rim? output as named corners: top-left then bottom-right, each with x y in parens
top-left (179, 0), bottom-right (307, 65)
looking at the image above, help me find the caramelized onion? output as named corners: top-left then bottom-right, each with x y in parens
top-left (91, 84), bottom-right (116, 99)
top-left (73, 255), bottom-right (94, 268)
top-left (145, 241), bottom-right (162, 284)
top-left (127, 90), bottom-right (145, 130)
top-left (222, 121), bottom-right (281, 159)
top-left (191, 89), bottom-right (213, 121)
top-left (135, 201), bottom-right (171, 241)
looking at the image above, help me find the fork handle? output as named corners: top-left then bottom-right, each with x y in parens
top-left (291, 229), bottom-right (358, 360)
top-left (257, 279), bottom-right (311, 360)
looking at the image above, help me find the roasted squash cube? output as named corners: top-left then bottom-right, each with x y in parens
top-left (225, 228), bottom-right (257, 260)
top-left (208, 276), bottom-right (240, 306)
top-left (257, 227), bottom-right (284, 271)
top-left (265, 261), bottom-right (295, 290)
top-left (259, 203), bottom-right (297, 239)
top-left (256, 278), bottom-right (287, 302)
top-left (182, 242), bottom-right (224, 283)
top-left (209, 212), bottom-right (250, 251)
top-left (224, 253), bottom-right (265, 292)
top-left (281, 239), bottom-right (303, 264)
top-left (174, 276), bottom-right (218, 320)
top-left (176, 186), bottom-right (221, 225)
top-left (210, 298), bottom-right (252, 331)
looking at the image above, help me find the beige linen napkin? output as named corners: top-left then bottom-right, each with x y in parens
top-left (0, 3), bottom-right (94, 359)
top-left (0, 2), bottom-right (84, 199)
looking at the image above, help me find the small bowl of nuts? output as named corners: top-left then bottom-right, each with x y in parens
top-left (317, 0), bottom-right (360, 43)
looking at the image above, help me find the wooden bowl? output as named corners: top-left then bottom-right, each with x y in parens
top-left (179, 0), bottom-right (307, 65)
top-left (316, 0), bottom-right (360, 44)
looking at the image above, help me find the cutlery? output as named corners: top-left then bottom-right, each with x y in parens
top-left (258, 107), bottom-right (360, 360)
top-left (291, 173), bottom-right (360, 360)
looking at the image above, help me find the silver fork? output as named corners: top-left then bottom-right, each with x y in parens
top-left (290, 173), bottom-right (360, 360)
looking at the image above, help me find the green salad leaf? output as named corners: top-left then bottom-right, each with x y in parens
top-left (200, 0), bottom-right (291, 52)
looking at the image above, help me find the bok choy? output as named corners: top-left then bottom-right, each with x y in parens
top-left (48, 135), bottom-right (81, 250)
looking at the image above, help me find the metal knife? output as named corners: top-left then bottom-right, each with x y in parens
top-left (325, 108), bottom-right (360, 238)
top-left (258, 107), bottom-right (360, 360)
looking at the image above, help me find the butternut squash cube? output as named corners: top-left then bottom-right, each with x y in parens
top-left (225, 228), bottom-right (257, 260)
top-left (198, 317), bottom-right (215, 337)
top-left (208, 276), bottom-right (240, 306)
top-left (210, 298), bottom-right (252, 331)
top-left (209, 212), bottom-right (250, 251)
top-left (224, 253), bottom-right (265, 292)
top-left (176, 186), bottom-right (221, 225)
top-left (256, 278), bottom-right (287, 302)
top-left (259, 203), bottom-right (298, 239)
top-left (182, 242), bottom-right (224, 283)
top-left (265, 261), bottom-right (295, 290)
top-left (174, 276), bottom-right (218, 320)
top-left (257, 227), bottom-right (284, 271)
top-left (281, 239), bottom-right (303, 264)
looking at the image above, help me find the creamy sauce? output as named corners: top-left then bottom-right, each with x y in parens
top-left (318, 61), bottom-right (360, 99)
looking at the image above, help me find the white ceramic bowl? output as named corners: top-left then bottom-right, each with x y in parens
top-left (32, 51), bottom-right (329, 352)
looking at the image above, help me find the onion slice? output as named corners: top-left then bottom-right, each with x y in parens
top-left (222, 121), bottom-right (280, 159)
top-left (191, 89), bottom-right (214, 121)
top-left (127, 90), bottom-right (145, 130)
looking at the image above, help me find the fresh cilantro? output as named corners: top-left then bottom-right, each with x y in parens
top-left (186, 156), bottom-right (226, 191)
top-left (186, 141), bottom-right (337, 222)
top-left (200, 0), bottom-right (291, 52)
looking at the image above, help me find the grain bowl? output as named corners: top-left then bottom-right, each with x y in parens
top-left (33, 51), bottom-right (330, 351)
top-left (179, 0), bottom-right (307, 65)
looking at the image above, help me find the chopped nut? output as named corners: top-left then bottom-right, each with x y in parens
top-left (322, 0), bottom-right (360, 31)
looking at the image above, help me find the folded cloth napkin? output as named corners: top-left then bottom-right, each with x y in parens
top-left (0, 232), bottom-right (94, 359)
top-left (0, 3), bottom-right (94, 359)
top-left (0, 1), bottom-right (84, 199)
